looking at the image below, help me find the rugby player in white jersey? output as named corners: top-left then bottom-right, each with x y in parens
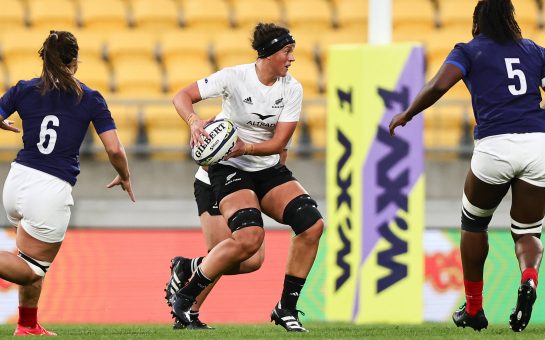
top-left (169, 23), bottom-right (323, 332)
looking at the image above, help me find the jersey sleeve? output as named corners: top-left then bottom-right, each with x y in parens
top-left (539, 45), bottom-right (545, 88)
top-left (445, 43), bottom-right (471, 77)
top-left (0, 83), bottom-right (20, 119)
top-left (278, 83), bottom-right (302, 123)
top-left (89, 91), bottom-right (116, 134)
top-left (197, 67), bottom-right (235, 100)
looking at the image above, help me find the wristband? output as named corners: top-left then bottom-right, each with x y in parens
top-left (244, 144), bottom-right (254, 155)
top-left (187, 113), bottom-right (198, 126)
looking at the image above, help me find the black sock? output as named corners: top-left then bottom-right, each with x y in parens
top-left (189, 310), bottom-right (199, 321)
top-left (182, 256), bottom-right (204, 274)
top-left (180, 267), bottom-right (213, 298)
top-left (280, 274), bottom-right (306, 311)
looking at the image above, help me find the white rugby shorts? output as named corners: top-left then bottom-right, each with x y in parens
top-left (2, 162), bottom-right (73, 243)
top-left (471, 133), bottom-right (545, 187)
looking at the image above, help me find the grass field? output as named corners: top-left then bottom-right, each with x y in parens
top-left (2, 322), bottom-right (545, 339)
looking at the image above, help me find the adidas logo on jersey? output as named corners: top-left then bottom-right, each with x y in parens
top-left (243, 97), bottom-right (253, 105)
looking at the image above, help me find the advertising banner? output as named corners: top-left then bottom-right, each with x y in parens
top-left (325, 44), bottom-right (425, 323)
top-left (0, 228), bottom-right (292, 324)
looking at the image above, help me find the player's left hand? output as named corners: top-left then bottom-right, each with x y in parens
top-left (388, 112), bottom-right (412, 136)
top-left (223, 139), bottom-right (245, 160)
top-left (0, 120), bottom-right (21, 133)
top-left (106, 175), bottom-right (136, 202)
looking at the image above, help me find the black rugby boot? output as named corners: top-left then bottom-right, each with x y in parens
top-left (271, 302), bottom-right (308, 332)
top-left (171, 293), bottom-right (195, 327)
top-left (165, 256), bottom-right (191, 306)
top-left (452, 303), bottom-right (488, 331)
top-left (509, 279), bottom-right (537, 332)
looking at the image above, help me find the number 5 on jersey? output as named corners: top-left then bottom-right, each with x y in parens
top-left (505, 58), bottom-right (527, 95)
top-left (37, 115), bottom-right (59, 154)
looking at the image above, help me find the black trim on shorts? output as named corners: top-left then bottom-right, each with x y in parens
top-left (194, 178), bottom-right (221, 216)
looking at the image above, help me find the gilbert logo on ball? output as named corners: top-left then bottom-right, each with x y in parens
top-left (192, 119), bottom-right (238, 166)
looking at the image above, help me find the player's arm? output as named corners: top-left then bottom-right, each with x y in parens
top-left (224, 121), bottom-right (296, 160)
top-left (173, 82), bottom-right (210, 146)
top-left (279, 148), bottom-right (288, 165)
top-left (389, 63), bottom-right (463, 136)
top-left (98, 129), bottom-right (135, 202)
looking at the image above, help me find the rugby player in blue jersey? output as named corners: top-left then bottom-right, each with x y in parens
top-left (389, 0), bottom-right (543, 332)
top-left (0, 31), bottom-right (135, 336)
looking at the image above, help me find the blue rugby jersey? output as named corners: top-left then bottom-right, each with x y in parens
top-left (445, 34), bottom-right (545, 139)
top-left (0, 78), bottom-right (116, 185)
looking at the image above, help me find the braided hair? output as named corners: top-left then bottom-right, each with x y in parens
top-left (38, 30), bottom-right (83, 99)
top-left (473, 0), bottom-right (522, 43)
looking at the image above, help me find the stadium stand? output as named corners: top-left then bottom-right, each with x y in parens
top-left (512, 0), bottom-right (541, 35)
top-left (392, 0), bottom-right (437, 33)
top-left (164, 59), bottom-right (214, 95)
top-left (0, 30), bottom-right (45, 68)
top-left (130, 0), bottom-right (181, 33)
top-left (181, 0), bottom-right (232, 37)
top-left (333, 0), bottom-right (368, 33)
top-left (284, 0), bottom-right (334, 39)
top-left (0, 0), bottom-right (27, 31)
top-left (302, 100), bottom-right (327, 151)
top-left (76, 58), bottom-right (112, 94)
top-left (7, 0), bottom-right (536, 157)
top-left (106, 31), bottom-right (158, 65)
top-left (0, 64), bottom-right (6, 91)
top-left (77, 0), bottom-right (129, 33)
top-left (212, 29), bottom-right (257, 69)
top-left (142, 103), bottom-right (191, 159)
top-left (436, 0), bottom-right (477, 30)
top-left (231, 0), bottom-right (283, 31)
top-left (112, 60), bottom-right (164, 97)
top-left (424, 104), bottom-right (473, 151)
top-left (27, 0), bottom-right (77, 30)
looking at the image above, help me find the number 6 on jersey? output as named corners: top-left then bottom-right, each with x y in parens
top-left (37, 115), bottom-right (59, 154)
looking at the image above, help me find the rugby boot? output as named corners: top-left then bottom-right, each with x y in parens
top-left (165, 256), bottom-right (191, 306)
top-left (171, 292), bottom-right (195, 327)
top-left (271, 302), bottom-right (308, 332)
top-left (509, 279), bottom-right (537, 332)
top-left (14, 323), bottom-right (57, 336)
top-left (187, 312), bottom-right (214, 330)
top-left (452, 303), bottom-right (488, 331)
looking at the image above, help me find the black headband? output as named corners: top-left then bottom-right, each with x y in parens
top-left (257, 33), bottom-right (296, 58)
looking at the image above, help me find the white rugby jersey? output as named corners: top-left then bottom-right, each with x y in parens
top-left (197, 63), bottom-right (302, 171)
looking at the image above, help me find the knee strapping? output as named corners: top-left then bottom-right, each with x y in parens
top-left (283, 194), bottom-right (322, 235)
top-left (228, 208), bottom-right (263, 232)
top-left (18, 250), bottom-right (50, 277)
top-left (511, 218), bottom-right (543, 235)
top-left (461, 194), bottom-right (496, 232)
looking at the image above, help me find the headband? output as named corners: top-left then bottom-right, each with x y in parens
top-left (257, 33), bottom-right (296, 58)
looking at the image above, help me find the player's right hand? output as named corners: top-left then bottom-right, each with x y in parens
top-left (0, 120), bottom-right (21, 133)
top-left (189, 117), bottom-right (212, 147)
top-left (388, 112), bottom-right (412, 136)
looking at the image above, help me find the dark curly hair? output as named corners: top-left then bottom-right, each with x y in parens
top-left (473, 0), bottom-right (521, 43)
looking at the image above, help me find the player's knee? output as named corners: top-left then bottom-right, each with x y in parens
top-left (235, 227), bottom-right (264, 259)
top-left (283, 194), bottom-right (323, 235)
top-left (511, 217), bottom-right (543, 238)
top-left (18, 251), bottom-right (50, 283)
top-left (297, 219), bottom-right (324, 244)
top-left (460, 194), bottom-right (495, 232)
top-left (228, 208), bottom-right (263, 232)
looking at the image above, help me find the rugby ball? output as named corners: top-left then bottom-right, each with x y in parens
top-left (191, 119), bottom-right (237, 166)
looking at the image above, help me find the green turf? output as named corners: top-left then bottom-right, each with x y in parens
top-left (2, 322), bottom-right (545, 339)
